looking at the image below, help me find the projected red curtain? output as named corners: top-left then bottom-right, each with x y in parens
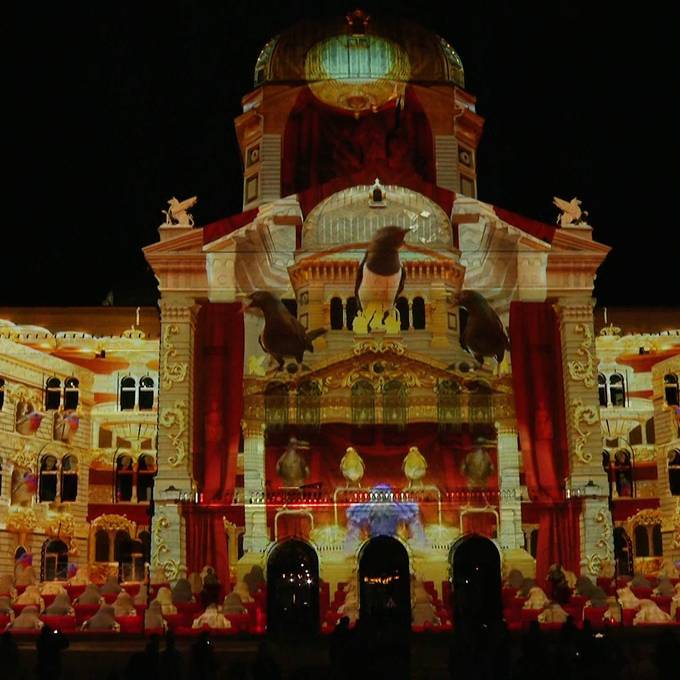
top-left (184, 506), bottom-right (230, 597)
top-left (282, 86), bottom-right (436, 197)
top-left (185, 303), bottom-right (244, 590)
top-left (509, 302), bottom-right (580, 579)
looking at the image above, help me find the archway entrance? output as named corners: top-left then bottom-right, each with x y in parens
top-left (358, 536), bottom-right (411, 629)
top-left (450, 534), bottom-right (502, 628)
top-left (614, 527), bottom-right (633, 577)
top-left (266, 539), bottom-right (319, 635)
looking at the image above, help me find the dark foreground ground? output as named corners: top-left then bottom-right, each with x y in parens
top-left (4, 625), bottom-right (679, 680)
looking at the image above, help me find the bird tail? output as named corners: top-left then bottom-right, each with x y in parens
top-left (304, 328), bottom-right (327, 352)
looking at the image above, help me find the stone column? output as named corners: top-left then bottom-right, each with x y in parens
top-left (496, 419), bottom-right (523, 550)
top-left (241, 418), bottom-right (269, 556)
top-left (151, 294), bottom-right (200, 582)
top-left (555, 298), bottom-right (614, 578)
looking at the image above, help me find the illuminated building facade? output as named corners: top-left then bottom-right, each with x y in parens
top-left (1, 12), bottom-right (679, 630)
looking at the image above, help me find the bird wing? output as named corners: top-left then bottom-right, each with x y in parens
top-left (354, 254), bottom-right (366, 309)
top-left (392, 265), bottom-right (406, 307)
top-left (552, 196), bottom-right (572, 213)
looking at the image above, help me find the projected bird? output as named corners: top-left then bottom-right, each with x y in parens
top-left (354, 226), bottom-right (409, 331)
top-left (340, 446), bottom-right (365, 487)
top-left (456, 290), bottom-right (510, 366)
top-left (247, 291), bottom-right (326, 370)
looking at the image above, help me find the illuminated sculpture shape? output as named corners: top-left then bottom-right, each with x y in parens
top-left (340, 446), bottom-right (365, 487)
top-left (345, 484), bottom-right (425, 548)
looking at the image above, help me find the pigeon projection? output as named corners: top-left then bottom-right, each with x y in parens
top-left (456, 290), bottom-right (510, 365)
top-left (247, 290), bottom-right (326, 370)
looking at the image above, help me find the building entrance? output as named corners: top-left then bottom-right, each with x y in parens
top-left (358, 535), bottom-right (411, 629)
top-left (450, 534), bottom-right (502, 628)
top-left (266, 539), bottom-right (319, 634)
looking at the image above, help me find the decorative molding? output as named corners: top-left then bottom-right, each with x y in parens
top-left (161, 324), bottom-right (188, 390)
top-left (567, 323), bottom-right (595, 387)
top-left (599, 323), bottom-right (621, 337)
top-left (6, 507), bottom-right (38, 534)
top-left (152, 510), bottom-right (182, 581)
top-left (44, 512), bottom-right (76, 539)
top-left (90, 513), bottom-right (137, 534)
top-left (4, 383), bottom-right (43, 406)
top-left (159, 400), bottom-right (187, 467)
top-left (159, 297), bottom-right (198, 323)
top-left (353, 338), bottom-right (405, 356)
top-left (627, 508), bottom-right (662, 528)
top-left (586, 508), bottom-right (614, 576)
top-left (571, 399), bottom-right (599, 464)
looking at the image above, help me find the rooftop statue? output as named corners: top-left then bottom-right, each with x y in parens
top-left (163, 196), bottom-right (197, 227)
top-left (553, 196), bottom-right (589, 227)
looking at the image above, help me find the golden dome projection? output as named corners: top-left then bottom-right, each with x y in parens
top-left (304, 33), bottom-right (410, 113)
top-left (254, 10), bottom-right (465, 99)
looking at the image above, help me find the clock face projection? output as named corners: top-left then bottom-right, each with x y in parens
top-left (305, 34), bottom-right (411, 113)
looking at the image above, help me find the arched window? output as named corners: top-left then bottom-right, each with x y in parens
top-left (598, 373), bottom-right (608, 407)
top-left (138, 376), bottom-right (155, 410)
top-left (412, 297), bottom-right (426, 329)
top-left (137, 454), bottom-right (156, 502)
top-left (651, 525), bottom-right (663, 556)
top-left (60, 454), bottom-right (78, 502)
top-left (634, 524), bottom-right (649, 557)
top-left (383, 380), bottom-right (407, 428)
top-left (351, 380), bottom-right (374, 427)
top-left (120, 377), bottom-right (136, 411)
top-left (330, 297), bottom-right (344, 330)
top-left (0, 377), bottom-right (4, 411)
top-left (63, 377), bottom-right (79, 410)
top-left (95, 530), bottom-right (110, 562)
top-left (609, 373), bottom-right (626, 407)
top-left (42, 539), bottom-right (68, 581)
top-left (668, 449), bottom-right (680, 495)
top-left (45, 377), bottom-right (61, 411)
top-left (396, 297), bottom-right (409, 331)
top-left (265, 382), bottom-right (289, 429)
top-left (346, 297), bottom-right (358, 331)
top-left (613, 449), bottom-right (633, 497)
top-left (297, 380), bottom-right (321, 430)
top-left (139, 531), bottom-right (151, 564)
top-left (116, 454), bottom-right (134, 502)
top-left (528, 529), bottom-right (539, 558)
top-left (39, 455), bottom-right (59, 502)
top-left (664, 373), bottom-right (679, 407)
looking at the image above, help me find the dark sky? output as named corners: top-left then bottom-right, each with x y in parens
top-left (6, 2), bottom-right (675, 308)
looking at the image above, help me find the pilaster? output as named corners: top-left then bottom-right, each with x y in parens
top-left (151, 293), bottom-right (200, 581)
top-left (495, 419), bottom-right (523, 550)
top-left (555, 298), bottom-right (614, 576)
top-left (241, 418), bottom-right (269, 554)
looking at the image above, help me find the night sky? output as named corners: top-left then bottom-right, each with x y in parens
top-left (6, 2), bottom-right (676, 308)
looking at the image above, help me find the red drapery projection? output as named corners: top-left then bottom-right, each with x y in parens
top-left (194, 303), bottom-right (244, 500)
top-left (185, 303), bottom-right (244, 589)
top-left (509, 301), bottom-right (580, 578)
top-left (184, 505), bottom-right (230, 597)
top-left (282, 86), bottom-right (436, 197)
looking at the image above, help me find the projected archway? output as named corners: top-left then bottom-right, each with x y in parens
top-left (358, 535), bottom-right (411, 629)
top-left (266, 539), bottom-right (319, 635)
top-left (450, 534), bottom-right (502, 628)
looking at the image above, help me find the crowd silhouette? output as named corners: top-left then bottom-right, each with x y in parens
top-left (1, 618), bottom-right (678, 680)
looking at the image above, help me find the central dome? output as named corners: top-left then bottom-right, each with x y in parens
top-left (254, 12), bottom-right (465, 103)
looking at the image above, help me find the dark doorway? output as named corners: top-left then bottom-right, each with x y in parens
top-left (266, 539), bottom-right (319, 635)
top-left (450, 534), bottom-right (502, 628)
top-left (614, 527), bottom-right (633, 576)
top-left (358, 536), bottom-right (411, 629)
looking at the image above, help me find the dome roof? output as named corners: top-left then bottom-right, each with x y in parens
top-left (254, 12), bottom-right (464, 89)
